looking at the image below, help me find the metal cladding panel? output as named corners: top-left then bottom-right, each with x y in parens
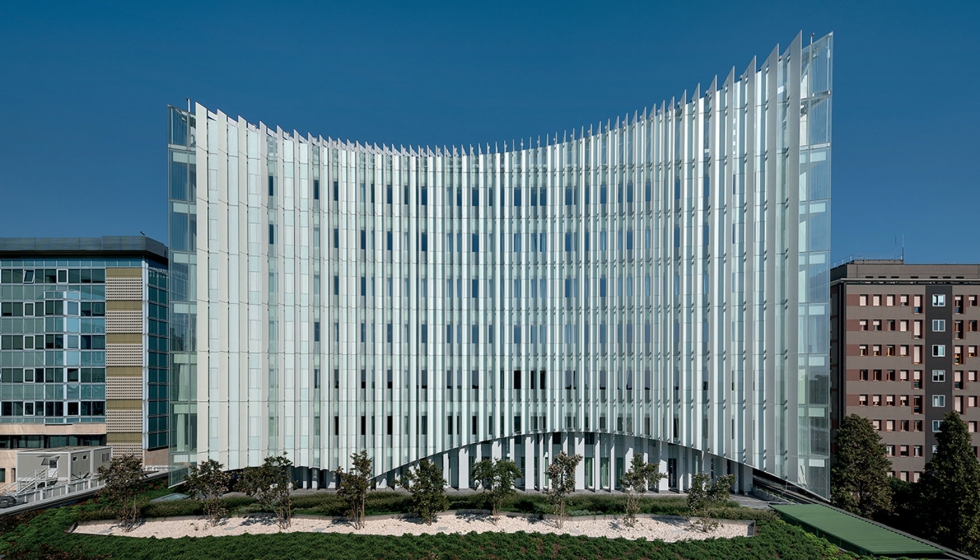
top-left (168, 33), bottom-right (833, 497)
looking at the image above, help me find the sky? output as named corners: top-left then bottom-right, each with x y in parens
top-left (1, 0), bottom-right (978, 264)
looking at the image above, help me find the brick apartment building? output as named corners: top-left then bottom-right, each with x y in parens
top-left (831, 260), bottom-right (980, 482)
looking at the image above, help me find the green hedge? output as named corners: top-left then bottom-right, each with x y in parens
top-left (91, 492), bottom-right (765, 522)
top-left (0, 503), bottom-right (855, 560)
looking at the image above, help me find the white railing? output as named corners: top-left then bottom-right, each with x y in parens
top-left (13, 469), bottom-right (57, 495)
top-left (0, 477), bottom-right (105, 508)
top-left (1, 467), bottom-right (168, 511)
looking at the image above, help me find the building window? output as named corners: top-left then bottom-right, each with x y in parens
top-left (900, 294), bottom-right (909, 306)
top-left (932, 294), bottom-right (946, 307)
top-left (858, 394), bottom-right (868, 406)
top-left (873, 295), bottom-right (882, 306)
top-left (933, 345), bottom-right (946, 357)
top-left (933, 319), bottom-right (946, 332)
top-left (873, 345), bottom-right (882, 357)
top-left (933, 370), bottom-right (946, 382)
top-left (933, 395), bottom-right (946, 408)
top-left (932, 420), bottom-right (943, 432)
top-left (859, 369), bottom-right (869, 380)
top-left (859, 345), bottom-right (869, 356)
top-left (860, 295), bottom-right (868, 306)
top-left (872, 395), bottom-right (882, 406)
top-left (859, 319), bottom-right (868, 331)
top-left (886, 444), bottom-right (895, 456)
top-left (886, 295), bottom-right (895, 306)
top-left (872, 319), bottom-right (882, 331)
top-left (914, 445), bottom-right (923, 457)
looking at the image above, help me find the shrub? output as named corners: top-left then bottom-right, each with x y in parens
top-left (688, 473), bottom-right (737, 532)
top-left (96, 454), bottom-right (146, 531)
top-left (399, 459), bottom-right (449, 525)
top-left (471, 458), bottom-right (523, 524)
top-left (334, 451), bottom-right (372, 529)
top-left (141, 499), bottom-right (204, 518)
top-left (184, 459), bottom-right (232, 527)
top-left (545, 452), bottom-right (583, 529)
top-left (240, 454), bottom-right (293, 529)
top-left (620, 455), bottom-right (668, 527)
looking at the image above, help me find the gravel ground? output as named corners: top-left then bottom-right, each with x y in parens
top-left (75, 512), bottom-right (750, 542)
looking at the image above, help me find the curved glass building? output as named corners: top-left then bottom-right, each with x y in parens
top-left (168, 33), bottom-right (833, 497)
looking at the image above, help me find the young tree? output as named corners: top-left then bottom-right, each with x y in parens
top-left (619, 454), bottom-right (667, 527)
top-left (830, 414), bottom-right (893, 518)
top-left (184, 459), bottom-right (231, 527)
top-left (471, 458), bottom-right (523, 524)
top-left (916, 411), bottom-right (980, 556)
top-left (97, 454), bottom-right (146, 531)
top-left (545, 451), bottom-right (582, 529)
top-left (334, 451), bottom-right (372, 529)
top-left (687, 472), bottom-right (736, 532)
top-left (241, 454), bottom-right (294, 529)
top-left (400, 458), bottom-right (449, 525)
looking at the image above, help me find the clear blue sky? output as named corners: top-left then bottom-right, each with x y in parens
top-left (1, 0), bottom-right (977, 264)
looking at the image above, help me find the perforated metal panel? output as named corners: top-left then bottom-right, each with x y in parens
top-left (106, 410), bottom-right (143, 433)
top-left (106, 344), bottom-right (143, 367)
top-left (106, 377), bottom-right (143, 399)
top-left (110, 444), bottom-right (143, 458)
top-left (105, 278), bottom-right (143, 301)
top-left (106, 311), bottom-right (144, 334)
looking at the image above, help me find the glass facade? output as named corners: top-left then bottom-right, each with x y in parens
top-left (0, 238), bottom-right (169, 483)
top-left (1, 264), bottom-right (110, 426)
top-left (170, 33), bottom-right (832, 496)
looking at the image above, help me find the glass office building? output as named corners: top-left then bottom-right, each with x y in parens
top-left (169, 33), bottom-right (832, 497)
top-left (0, 237), bottom-right (169, 485)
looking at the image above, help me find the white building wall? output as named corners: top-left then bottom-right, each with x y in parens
top-left (169, 33), bottom-right (833, 497)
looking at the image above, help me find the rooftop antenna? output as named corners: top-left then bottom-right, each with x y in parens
top-left (186, 97), bottom-right (191, 112)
